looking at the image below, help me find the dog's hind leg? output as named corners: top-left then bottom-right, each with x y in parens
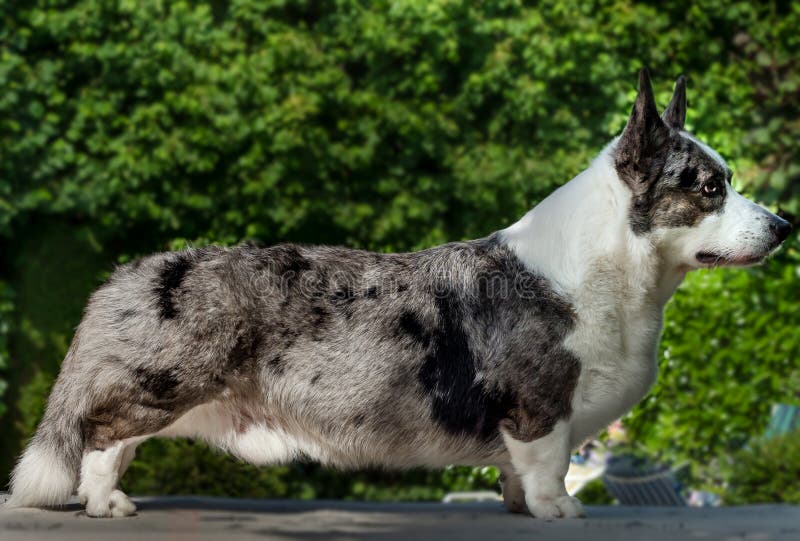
top-left (78, 441), bottom-right (136, 518)
top-left (499, 464), bottom-right (526, 514)
top-left (78, 399), bottom-right (174, 517)
top-left (107, 439), bottom-right (144, 517)
top-left (117, 441), bottom-right (139, 479)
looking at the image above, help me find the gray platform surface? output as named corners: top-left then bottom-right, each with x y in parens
top-left (2, 495), bottom-right (799, 541)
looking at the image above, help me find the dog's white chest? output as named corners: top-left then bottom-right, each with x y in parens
top-left (564, 287), bottom-right (663, 446)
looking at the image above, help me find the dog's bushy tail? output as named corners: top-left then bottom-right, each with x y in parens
top-left (7, 350), bottom-right (87, 508)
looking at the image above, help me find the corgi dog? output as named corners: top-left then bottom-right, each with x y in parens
top-left (8, 69), bottom-right (791, 518)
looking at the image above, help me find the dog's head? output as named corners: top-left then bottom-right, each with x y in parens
top-left (613, 68), bottom-right (791, 269)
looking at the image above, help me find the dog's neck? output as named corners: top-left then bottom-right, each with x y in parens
top-left (500, 142), bottom-right (686, 310)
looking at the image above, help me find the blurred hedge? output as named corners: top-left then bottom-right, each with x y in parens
top-left (1, 0), bottom-right (798, 501)
top-left (721, 430), bottom-right (800, 504)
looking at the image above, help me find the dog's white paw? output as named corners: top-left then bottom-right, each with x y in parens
top-left (527, 495), bottom-right (585, 519)
top-left (109, 490), bottom-right (137, 517)
top-left (80, 489), bottom-right (136, 518)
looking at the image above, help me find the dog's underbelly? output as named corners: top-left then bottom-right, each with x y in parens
top-left (158, 402), bottom-right (315, 465)
top-left (158, 400), bottom-right (510, 469)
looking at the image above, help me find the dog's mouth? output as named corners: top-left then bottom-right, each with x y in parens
top-left (695, 251), bottom-right (765, 267)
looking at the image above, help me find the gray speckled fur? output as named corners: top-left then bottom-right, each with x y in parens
top-left (32, 234), bottom-right (580, 479)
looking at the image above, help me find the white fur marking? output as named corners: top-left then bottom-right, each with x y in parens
top-left (78, 441), bottom-right (136, 518)
top-left (7, 444), bottom-right (75, 508)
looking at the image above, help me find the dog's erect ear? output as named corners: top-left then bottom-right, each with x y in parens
top-left (662, 75), bottom-right (687, 130)
top-left (615, 68), bottom-right (670, 184)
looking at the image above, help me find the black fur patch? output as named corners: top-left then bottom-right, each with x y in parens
top-left (310, 305), bottom-right (329, 327)
top-left (332, 286), bottom-right (356, 303)
top-left (229, 327), bottom-right (263, 370)
top-left (268, 245), bottom-right (312, 285)
top-left (154, 254), bottom-right (193, 319)
top-left (309, 305), bottom-right (331, 341)
top-left (365, 286), bottom-right (380, 298)
top-left (134, 366), bottom-right (180, 400)
top-left (678, 165), bottom-right (698, 188)
top-left (418, 291), bottom-right (515, 440)
top-left (330, 285), bottom-right (357, 318)
top-left (267, 354), bottom-right (287, 375)
top-left (397, 311), bottom-right (430, 348)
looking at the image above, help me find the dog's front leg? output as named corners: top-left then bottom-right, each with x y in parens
top-left (502, 421), bottom-right (585, 519)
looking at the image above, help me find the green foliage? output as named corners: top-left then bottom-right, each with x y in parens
top-left (1, 0), bottom-right (799, 502)
top-left (5, 1), bottom-right (796, 249)
top-left (0, 281), bottom-right (13, 418)
top-left (721, 430), bottom-right (800, 504)
top-left (576, 479), bottom-right (615, 505)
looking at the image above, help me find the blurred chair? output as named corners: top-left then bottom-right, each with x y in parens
top-left (602, 467), bottom-right (686, 506)
top-left (600, 403), bottom-right (800, 507)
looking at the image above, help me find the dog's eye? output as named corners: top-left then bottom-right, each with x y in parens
top-left (702, 183), bottom-right (720, 197)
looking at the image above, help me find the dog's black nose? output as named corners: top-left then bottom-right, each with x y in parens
top-left (769, 218), bottom-right (792, 243)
